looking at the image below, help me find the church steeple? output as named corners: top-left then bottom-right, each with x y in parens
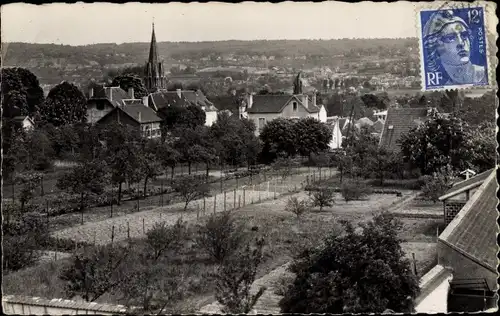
top-left (144, 22), bottom-right (166, 92)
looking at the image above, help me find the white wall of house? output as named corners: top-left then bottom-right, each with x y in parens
top-left (318, 105), bottom-right (327, 123)
top-left (21, 118), bottom-right (35, 131)
top-left (248, 113), bottom-right (282, 136)
top-left (140, 122), bottom-right (161, 139)
top-left (205, 111), bottom-right (218, 127)
top-left (329, 120), bottom-right (343, 149)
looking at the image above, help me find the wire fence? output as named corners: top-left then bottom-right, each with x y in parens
top-left (52, 167), bottom-right (337, 246)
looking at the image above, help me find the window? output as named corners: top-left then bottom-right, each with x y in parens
top-left (258, 118), bottom-right (266, 130)
top-left (292, 102), bottom-right (298, 111)
top-left (96, 102), bottom-right (105, 111)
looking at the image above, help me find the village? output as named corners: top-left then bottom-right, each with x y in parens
top-left (2, 2), bottom-right (498, 315)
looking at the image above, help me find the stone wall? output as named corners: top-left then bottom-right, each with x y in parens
top-left (444, 201), bottom-right (466, 225)
top-left (2, 295), bottom-right (133, 315)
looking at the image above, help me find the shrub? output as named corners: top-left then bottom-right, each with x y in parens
top-left (285, 196), bottom-right (309, 219)
top-left (310, 188), bottom-right (335, 211)
top-left (194, 211), bottom-right (246, 264)
top-left (340, 179), bottom-right (372, 203)
top-left (146, 218), bottom-right (187, 260)
top-left (215, 237), bottom-right (266, 314)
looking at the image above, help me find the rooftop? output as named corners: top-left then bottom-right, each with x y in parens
top-left (378, 107), bottom-right (429, 152)
top-left (439, 168), bottom-right (494, 201)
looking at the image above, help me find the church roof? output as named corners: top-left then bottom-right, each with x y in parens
top-left (148, 23), bottom-right (159, 67)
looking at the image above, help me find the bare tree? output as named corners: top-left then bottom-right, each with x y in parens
top-left (311, 188), bottom-right (335, 211)
top-left (285, 196), bottom-right (309, 219)
top-left (172, 176), bottom-right (209, 212)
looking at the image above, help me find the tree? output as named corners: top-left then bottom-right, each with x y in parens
top-left (156, 142), bottom-right (180, 180)
top-left (285, 196), bottom-right (309, 219)
top-left (174, 126), bottom-right (212, 174)
top-left (138, 141), bottom-right (162, 198)
top-left (195, 211), bottom-right (246, 264)
top-left (311, 188), bottom-right (335, 211)
top-left (332, 150), bottom-right (354, 183)
top-left (365, 147), bottom-right (398, 185)
top-left (272, 156), bottom-right (295, 182)
top-left (1, 67), bottom-right (44, 118)
top-left (14, 171), bottom-right (42, 211)
top-left (110, 74), bottom-right (148, 99)
top-left (260, 118), bottom-right (297, 158)
top-left (57, 160), bottom-right (109, 224)
top-left (294, 118), bottom-right (332, 159)
top-left (60, 245), bottom-right (129, 302)
top-left (280, 213), bottom-right (420, 313)
top-left (421, 165), bottom-right (456, 203)
top-left (172, 176), bottom-right (209, 212)
top-left (361, 93), bottom-right (387, 110)
top-left (399, 116), bottom-right (473, 175)
top-left (146, 219), bottom-right (187, 260)
top-left (467, 121), bottom-right (496, 172)
top-left (215, 237), bottom-right (266, 314)
top-left (38, 81), bottom-right (87, 126)
top-left (159, 104), bottom-right (206, 131)
top-left (341, 179), bottom-right (371, 203)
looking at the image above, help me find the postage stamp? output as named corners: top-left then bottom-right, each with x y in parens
top-left (417, 2), bottom-right (492, 91)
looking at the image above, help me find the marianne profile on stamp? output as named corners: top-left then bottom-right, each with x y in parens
top-left (420, 8), bottom-right (488, 89)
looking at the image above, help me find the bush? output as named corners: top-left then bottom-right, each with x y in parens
top-left (310, 188), bottom-right (335, 211)
top-left (194, 211), bottom-right (246, 264)
top-left (146, 219), bottom-right (187, 260)
top-left (285, 196), bottom-right (309, 219)
top-left (340, 179), bottom-right (372, 203)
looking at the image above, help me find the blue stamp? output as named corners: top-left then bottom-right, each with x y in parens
top-left (419, 6), bottom-right (489, 90)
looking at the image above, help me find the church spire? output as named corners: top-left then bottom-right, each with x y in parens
top-left (144, 21), bottom-right (166, 93)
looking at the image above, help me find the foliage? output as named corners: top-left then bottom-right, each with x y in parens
top-left (259, 118), bottom-right (297, 158)
top-left (467, 121), bottom-right (496, 172)
top-left (215, 237), bottom-right (266, 314)
top-left (272, 156), bottom-right (296, 182)
top-left (60, 244), bottom-right (130, 302)
top-left (1, 67), bottom-right (44, 118)
top-left (14, 171), bottom-right (42, 210)
top-left (311, 188), bottom-right (335, 211)
top-left (294, 117), bottom-right (332, 157)
top-left (364, 147), bottom-right (399, 185)
top-left (146, 219), bottom-right (187, 260)
top-left (361, 93), bottom-right (389, 110)
top-left (138, 141), bottom-right (163, 198)
top-left (285, 196), bottom-right (309, 219)
top-left (172, 176), bottom-right (209, 212)
top-left (110, 74), bottom-right (148, 99)
top-left (3, 210), bottom-right (49, 271)
top-left (457, 91), bottom-right (496, 127)
top-left (420, 165), bottom-right (456, 203)
top-left (159, 104), bottom-right (206, 130)
top-left (38, 81), bottom-right (87, 126)
top-left (195, 211), bottom-right (246, 264)
top-left (332, 151), bottom-right (354, 183)
top-left (280, 213), bottom-right (420, 313)
top-left (156, 142), bottom-right (181, 178)
top-left (57, 160), bottom-right (110, 220)
top-left (399, 116), bottom-right (472, 175)
top-left (340, 179), bottom-right (372, 203)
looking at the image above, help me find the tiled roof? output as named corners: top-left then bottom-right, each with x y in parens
top-left (118, 105), bottom-right (162, 124)
top-left (208, 96), bottom-right (241, 115)
top-left (439, 170), bottom-right (498, 272)
top-left (149, 90), bottom-right (217, 111)
top-left (379, 107), bottom-right (429, 152)
top-left (439, 168), bottom-right (494, 201)
top-left (247, 94), bottom-right (318, 114)
top-left (247, 95), bottom-right (293, 114)
top-left (90, 86), bottom-right (130, 108)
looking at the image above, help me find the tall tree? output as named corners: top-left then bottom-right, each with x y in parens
top-left (294, 117), bottom-right (332, 159)
top-left (1, 67), bottom-right (44, 118)
top-left (259, 118), bottom-right (297, 158)
top-left (38, 81), bottom-right (87, 126)
top-left (110, 74), bottom-right (148, 99)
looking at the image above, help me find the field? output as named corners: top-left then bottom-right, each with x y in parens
top-left (3, 179), bottom-right (443, 313)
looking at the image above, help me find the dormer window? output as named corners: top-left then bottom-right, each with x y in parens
top-left (293, 102), bottom-right (298, 111)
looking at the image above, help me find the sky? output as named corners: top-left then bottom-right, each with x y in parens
top-left (1, 1), bottom-right (422, 45)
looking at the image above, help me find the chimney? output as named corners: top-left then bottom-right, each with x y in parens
top-left (176, 89), bottom-right (182, 98)
top-left (301, 94), bottom-right (308, 108)
top-left (247, 93), bottom-right (253, 109)
top-left (128, 87), bottom-right (134, 99)
top-left (89, 87), bottom-right (94, 98)
top-left (142, 96), bottom-right (149, 107)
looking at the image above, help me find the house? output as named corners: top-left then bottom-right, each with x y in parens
top-left (372, 118), bottom-right (385, 135)
top-left (11, 116), bottom-right (35, 131)
top-left (86, 85), bottom-right (139, 124)
top-left (95, 104), bottom-right (162, 139)
top-left (147, 89), bottom-right (218, 126)
top-left (208, 95), bottom-right (246, 119)
top-left (415, 169), bottom-right (498, 313)
top-left (438, 168), bottom-right (494, 225)
top-left (245, 93), bottom-right (327, 136)
top-left (378, 107), bottom-right (433, 152)
top-left (326, 117), bottom-right (343, 150)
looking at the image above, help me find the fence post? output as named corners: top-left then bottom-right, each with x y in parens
top-left (243, 188), bottom-right (246, 206)
top-left (258, 185), bottom-right (261, 203)
top-left (233, 189), bottom-right (236, 210)
top-left (127, 221), bottom-right (130, 240)
top-left (251, 185), bottom-right (254, 204)
top-left (224, 191), bottom-right (227, 211)
top-left (306, 175), bottom-right (309, 185)
top-left (412, 252), bottom-right (418, 276)
top-left (203, 197), bottom-right (206, 215)
top-left (93, 231), bottom-right (96, 246)
top-left (238, 195), bottom-right (241, 209)
top-left (214, 194), bottom-right (217, 214)
top-left (46, 200), bottom-right (50, 228)
top-left (142, 218), bottom-right (145, 234)
top-left (111, 225), bottom-right (115, 245)
top-left (161, 180), bottom-right (164, 207)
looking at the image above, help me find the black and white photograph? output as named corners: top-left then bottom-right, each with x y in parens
top-left (1, 1), bottom-right (498, 314)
